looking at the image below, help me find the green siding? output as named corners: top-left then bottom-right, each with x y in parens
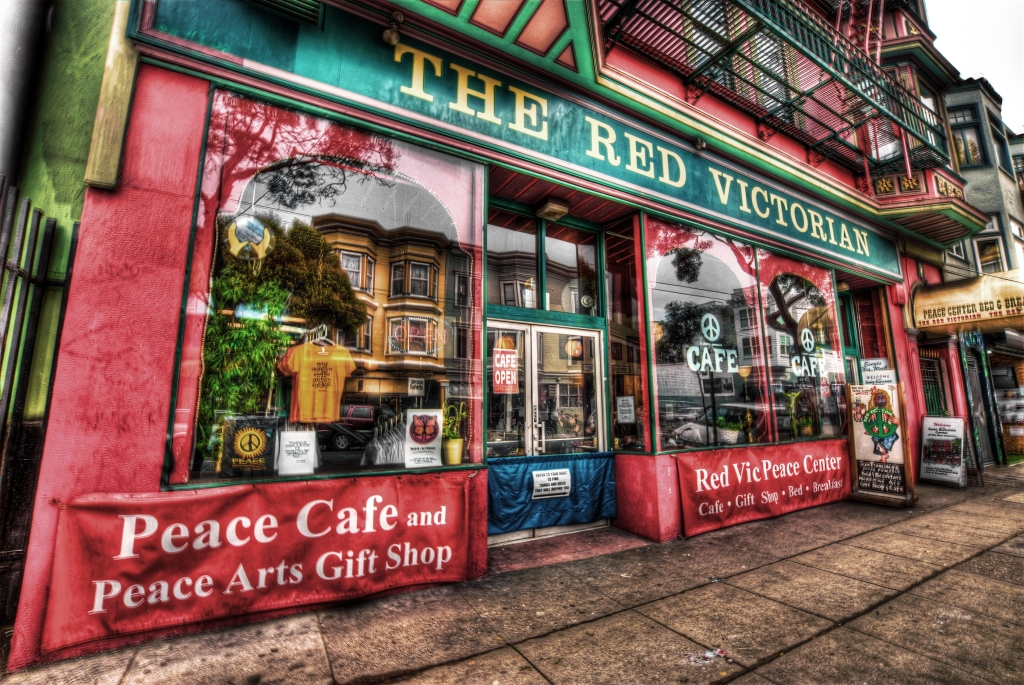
top-left (16, 0), bottom-right (114, 419)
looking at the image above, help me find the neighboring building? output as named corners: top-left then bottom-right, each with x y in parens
top-left (1, 0), bottom-right (999, 671)
top-left (942, 78), bottom-right (1024, 278)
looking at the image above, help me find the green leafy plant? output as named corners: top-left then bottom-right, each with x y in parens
top-left (196, 214), bottom-right (366, 464)
top-left (715, 416), bottom-right (744, 432)
top-left (442, 401), bottom-right (469, 440)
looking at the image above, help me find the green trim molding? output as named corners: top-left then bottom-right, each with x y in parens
top-left (140, 0), bottom-right (903, 280)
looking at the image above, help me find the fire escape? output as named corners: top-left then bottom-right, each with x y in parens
top-left (600, 0), bottom-right (946, 188)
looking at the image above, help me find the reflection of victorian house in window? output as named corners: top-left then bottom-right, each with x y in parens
top-left (314, 215), bottom-right (451, 404)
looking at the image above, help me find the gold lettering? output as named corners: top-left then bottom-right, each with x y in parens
top-left (624, 133), bottom-right (655, 178)
top-left (395, 44), bottom-right (443, 102)
top-left (825, 216), bottom-right (838, 244)
top-left (790, 202), bottom-right (809, 234)
top-left (853, 228), bottom-right (870, 256)
top-left (584, 116), bottom-right (620, 165)
top-left (657, 146), bottom-right (686, 187)
top-left (708, 167), bottom-right (734, 205)
top-left (448, 64), bottom-right (501, 124)
top-left (751, 187), bottom-right (770, 218)
top-left (769, 193), bottom-right (789, 226)
top-left (508, 86), bottom-right (548, 140)
top-left (807, 210), bottom-right (824, 240)
top-left (838, 223), bottom-right (855, 252)
top-left (736, 179), bottom-right (750, 213)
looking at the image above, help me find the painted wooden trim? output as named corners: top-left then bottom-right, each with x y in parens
top-left (84, 0), bottom-right (140, 189)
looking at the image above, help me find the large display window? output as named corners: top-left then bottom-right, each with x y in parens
top-left (646, 218), bottom-right (772, 450)
top-left (756, 252), bottom-right (848, 440)
top-left (170, 92), bottom-right (484, 483)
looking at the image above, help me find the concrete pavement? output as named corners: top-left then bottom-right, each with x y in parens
top-left (5, 468), bottom-right (1022, 685)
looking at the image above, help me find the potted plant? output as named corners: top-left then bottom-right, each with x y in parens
top-left (442, 401), bottom-right (468, 465)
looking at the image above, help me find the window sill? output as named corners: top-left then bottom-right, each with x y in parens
top-left (168, 462), bottom-right (487, 490)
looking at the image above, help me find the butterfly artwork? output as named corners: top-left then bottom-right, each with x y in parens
top-left (410, 414), bottom-right (439, 444)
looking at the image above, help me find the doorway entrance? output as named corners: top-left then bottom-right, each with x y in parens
top-left (486, 322), bottom-right (605, 458)
top-left (966, 350), bottom-right (996, 467)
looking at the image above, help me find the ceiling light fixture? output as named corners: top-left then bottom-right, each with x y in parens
top-left (535, 197), bottom-right (569, 221)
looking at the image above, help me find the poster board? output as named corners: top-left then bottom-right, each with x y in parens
top-left (846, 383), bottom-right (913, 506)
top-left (404, 408), bottom-right (443, 468)
top-left (920, 417), bottom-right (966, 487)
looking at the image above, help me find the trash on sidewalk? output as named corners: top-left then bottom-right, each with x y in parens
top-left (686, 648), bottom-right (727, 664)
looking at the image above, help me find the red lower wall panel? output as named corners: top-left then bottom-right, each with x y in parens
top-left (614, 454), bottom-right (682, 543)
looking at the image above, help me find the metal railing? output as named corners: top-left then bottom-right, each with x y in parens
top-left (600, 0), bottom-right (949, 174)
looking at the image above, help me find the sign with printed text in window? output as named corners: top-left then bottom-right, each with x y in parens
top-left (532, 469), bottom-right (571, 499)
top-left (492, 344), bottom-right (518, 395)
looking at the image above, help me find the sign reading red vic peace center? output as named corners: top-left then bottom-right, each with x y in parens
top-left (41, 474), bottom-right (469, 653)
top-left (677, 441), bottom-right (850, 537)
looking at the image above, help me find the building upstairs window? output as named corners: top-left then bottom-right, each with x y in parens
top-left (389, 261), bottom-right (438, 299)
top-left (975, 238), bottom-right (1005, 274)
top-left (948, 106), bottom-right (986, 167)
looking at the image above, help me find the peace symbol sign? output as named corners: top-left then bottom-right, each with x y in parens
top-left (240, 432), bottom-right (263, 452)
top-left (800, 328), bottom-right (815, 352)
top-left (701, 313), bottom-right (721, 342)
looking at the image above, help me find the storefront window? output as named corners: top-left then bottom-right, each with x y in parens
top-left (757, 252), bottom-right (847, 441)
top-left (606, 219), bottom-right (647, 450)
top-left (487, 210), bottom-right (538, 308)
top-left (544, 225), bottom-right (598, 315)
top-left (646, 218), bottom-right (771, 450)
top-left (171, 92), bottom-right (484, 483)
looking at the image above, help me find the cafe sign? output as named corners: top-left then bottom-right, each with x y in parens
top-left (914, 270), bottom-right (1024, 334)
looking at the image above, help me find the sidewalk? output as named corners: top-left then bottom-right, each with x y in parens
top-left (6, 469), bottom-right (1022, 685)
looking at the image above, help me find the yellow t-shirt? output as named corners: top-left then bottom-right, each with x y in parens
top-left (278, 343), bottom-right (356, 423)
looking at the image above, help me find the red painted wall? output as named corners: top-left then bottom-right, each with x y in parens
top-left (9, 66), bottom-right (211, 670)
top-left (614, 454), bottom-right (682, 542)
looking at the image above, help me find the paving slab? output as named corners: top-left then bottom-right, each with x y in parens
top-left (2, 647), bottom-right (135, 685)
top-left (754, 626), bottom-right (992, 685)
top-left (317, 584), bottom-right (499, 683)
top-left (886, 517), bottom-right (1008, 548)
top-left (726, 560), bottom-right (898, 623)
top-left (557, 545), bottom-right (718, 607)
top-left (991, 536), bottom-right (1024, 557)
top-left (847, 593), bottom-right (1023, 684)
top-left (946, 502), bottom-right (1024, 522)
top-left (791, 544), bottom-right (942, 591)
top-left (692, 518), bottom-right (832, 561)
top-left (488, 527), bottom-right (649, 575)
top-left (921, 514), bottom-right (1024, 536)
top-left (956, 550), bottom-right (1024, 585)
top-left (841, 529), bottom-right (980, 567)
top-left (121, 614), bottom-right (331, 685)
top-left (780, 502), bottom-right (911, 539)
top-left (516, 610), bottom-right (744, 684)
top-left (636, 582), bottom-right (832, 668)
top-left (382, 648), bottom-right (547, 685)
top-left (460, 564), bottom-right (625, 642)
top-left (909, 568), bottom-right (1024, 626)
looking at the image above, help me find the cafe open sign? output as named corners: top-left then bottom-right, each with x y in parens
top-left (492, 348), bottom-right (518, 394)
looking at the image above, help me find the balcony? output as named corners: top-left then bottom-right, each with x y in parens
top-left (599, 0), bottom-right (948, 176)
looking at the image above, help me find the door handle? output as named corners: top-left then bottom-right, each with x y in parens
top-left (534, 422), bottom-right (546, 454)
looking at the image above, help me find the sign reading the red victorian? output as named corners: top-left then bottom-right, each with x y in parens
top-left (677, 441), bottom-right (850, 536)
top-left (41, 475), bottom-right (469, 652)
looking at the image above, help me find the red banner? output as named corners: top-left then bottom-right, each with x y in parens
top-left (42, 474), bottom-right (469, 652)
top-left (677, 440), bottom-right (850, 536)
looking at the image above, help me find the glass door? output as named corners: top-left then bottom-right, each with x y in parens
top-left (486, 322), bottom-right (604, 457)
